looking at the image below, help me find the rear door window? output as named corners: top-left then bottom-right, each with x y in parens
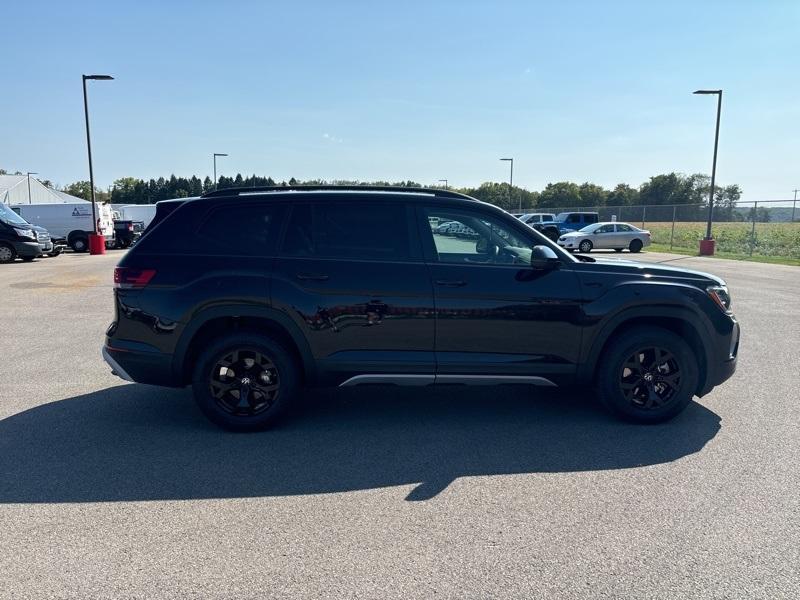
top-left (196, 204), bottom-right (285, 255)
top-left (281, 202), bottom-right (414, 260)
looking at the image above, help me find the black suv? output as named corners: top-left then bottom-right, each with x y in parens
top-left (103, 186), bottom-right (739, 431)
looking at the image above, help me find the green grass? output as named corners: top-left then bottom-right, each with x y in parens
top-left (648, 243), bottom-right (800, 267)
top-left (643, 221), bottom-right (800, 265)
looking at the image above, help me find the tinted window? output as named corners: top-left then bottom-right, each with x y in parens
top-left (282, 202), bottom-right (412, 260)
top-left (585, 214), bottom-right (599, 224)
top-left (197, 204), bottom-right (285, 255)
top-left (565, 214), bottom-right (581, 223)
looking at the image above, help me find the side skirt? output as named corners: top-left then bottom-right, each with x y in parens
top-left (339, 374), bottom-right (557, 388)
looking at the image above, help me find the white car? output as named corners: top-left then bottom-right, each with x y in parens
top-left (557, 222), bottom-right (651, 253)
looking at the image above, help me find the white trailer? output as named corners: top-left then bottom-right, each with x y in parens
top-left (11, 202), bottom-right (115, 252)
top-left (113, 204), bottom-right (158, 228)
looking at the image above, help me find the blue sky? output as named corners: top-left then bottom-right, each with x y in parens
top-left (2, 0), bottom-right (798, 201)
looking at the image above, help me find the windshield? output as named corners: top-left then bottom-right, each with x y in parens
top-left (0, 204), bottom-right (30, 226)
top-left (578, 223), bottom-right (601, 233)
top-left (555, 213), bottom-right (570, 221)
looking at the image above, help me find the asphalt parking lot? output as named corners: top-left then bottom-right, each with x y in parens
top-left (1, 250), bottom-right (798, 598)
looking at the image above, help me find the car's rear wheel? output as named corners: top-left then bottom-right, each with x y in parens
top-left (0, 243), bottom-right (16, 263)
top-left (614, 248), bottom-right (623, 253)
top-left (596, 326), bottom-right (698, 423)
top-left (629, 239), bottom-right (643, 253)
top-left (191, 333), bottom-right (299, 432)
top-left (579, 239), bottom-right (593, 253)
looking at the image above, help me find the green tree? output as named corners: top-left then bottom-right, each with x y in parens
top-left (607, 183), bottom-right (639, 207)
top-left (538, 182), bottom-right (582, 209)
top-left (578, 182), bottom-right (608, 207)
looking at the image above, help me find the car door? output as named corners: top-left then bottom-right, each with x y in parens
top-left (593, 224), bottom-right (616, 248)
top-left (419, 205), bottom-right (583, 379)
top-left (614, 223), bottom-right (636, 247)
top-left (272, 199), bottom-right (436, 381)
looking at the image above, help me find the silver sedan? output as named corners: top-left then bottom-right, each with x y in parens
top-left (557, 222), bottom-right (651, 253)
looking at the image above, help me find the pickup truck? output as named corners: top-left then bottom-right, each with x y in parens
top-left (113, 219), bottom-right (145, 249)
top-left (532, 212), bottom-right (600, 241)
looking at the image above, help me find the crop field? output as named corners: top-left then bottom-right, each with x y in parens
top-left (642, 221), bottom-right (800, 259)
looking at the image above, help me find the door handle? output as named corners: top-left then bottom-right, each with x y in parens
top-left (296, 273), bottom-right (329, 281)
top-left (435, 279), bottom-right (467, 287)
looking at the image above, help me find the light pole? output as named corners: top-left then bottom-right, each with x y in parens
top-left (792, 189), bottom-right (798, 222)
top-left (82, 74), bottom-right (114, 239)
top-left (500, 158), bottom-right (516, 211)
top-left (438, 179), bottom-right (448, 190)
top-left (213, 153), bottom-right (228, 190)
top-left (26, 172), bottom-right (37, 204)
top-left (693, 89), bottom-right (722, 246)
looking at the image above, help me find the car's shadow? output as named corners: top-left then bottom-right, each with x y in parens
top-left (0, 385), bottom-right (720, 503)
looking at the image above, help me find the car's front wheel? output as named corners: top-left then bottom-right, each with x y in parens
top-left (191, 333), bottom-right (300, 432)
top-left (0, 243), bottom-right (17, 263)
top-left (578, 239), bottom-right (593, 253)
top-left (596, 326), bottom-right (699, 423)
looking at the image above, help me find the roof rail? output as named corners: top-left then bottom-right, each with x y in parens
top-left (200, 184), bottom-right (474, 201)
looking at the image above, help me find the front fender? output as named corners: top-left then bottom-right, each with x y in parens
top-left (576, 281), bottom-right (717, 383)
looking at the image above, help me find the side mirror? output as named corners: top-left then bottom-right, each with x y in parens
top-left (530, 245), bottom-right (560, 270)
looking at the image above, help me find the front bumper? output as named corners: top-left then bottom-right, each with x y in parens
top-left (557, 238), bottom-right (577, 249)
top-left (13, 241), bottom-right (41, 258)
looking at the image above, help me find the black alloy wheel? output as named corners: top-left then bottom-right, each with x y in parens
top-left (596, 326), bottom-right (698, 423)
top-left (192, 333), bottom-right (299, 431)
top-left (209, 348), bottom-right (280, 417)
top-left (619, 347), bottom-right (681, 410)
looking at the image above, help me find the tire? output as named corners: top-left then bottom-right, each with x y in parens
top-left (21, 256), bottom-right (35, 262)
top-left (578, 239), bottom-right (593, 253)
top-left (191, 333), bottom-right (300, 432)
top-left (0, 243), bottom-right (16, 263)
top-left (614, 248), bottom-right (623, 253)
top-left (629, 239), bottom-right (643, 253)
top-left (596, 326), bottom-right (699, 424)
top-left (69, 236), bottom-right (88, 253)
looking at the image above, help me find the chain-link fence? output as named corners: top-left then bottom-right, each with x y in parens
top-left (537, 199), bottom-right (799, 259)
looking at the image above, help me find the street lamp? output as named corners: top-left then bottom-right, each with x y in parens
top-left (438, 179), bottom-right (448, 190)
top-left (213, 153), bottom-right (228, 190)
top-left (82, 74), bottom-right (114, 245)
top-left (26, 172), bottom-right (38, 204)
top-left (693, 89), bottom-right (722, 252)
top-left (500, 158), bottom-right (515, 210)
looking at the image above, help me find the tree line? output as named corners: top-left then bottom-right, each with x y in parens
top-left (5, 167), bottom-right (749, 221)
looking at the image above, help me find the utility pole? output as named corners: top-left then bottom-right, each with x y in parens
top-left (792, 189), bottom-right (798, 222)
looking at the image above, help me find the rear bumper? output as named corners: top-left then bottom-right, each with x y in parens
top-left (103, 340), bottom-right (179, 386)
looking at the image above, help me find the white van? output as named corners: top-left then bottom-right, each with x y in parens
top-left (11, 202), bottom-right (115, 252)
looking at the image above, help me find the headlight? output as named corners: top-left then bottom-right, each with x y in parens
top-left (707, 285), bottom-right (732, 313)
top-left (13, 227), bottom-right (36, 240)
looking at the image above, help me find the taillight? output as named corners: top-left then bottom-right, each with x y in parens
top-left (114, 267), bottom-right (156, 289)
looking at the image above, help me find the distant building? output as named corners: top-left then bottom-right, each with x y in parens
top-left (0, 175), bottom-right (87, 205)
